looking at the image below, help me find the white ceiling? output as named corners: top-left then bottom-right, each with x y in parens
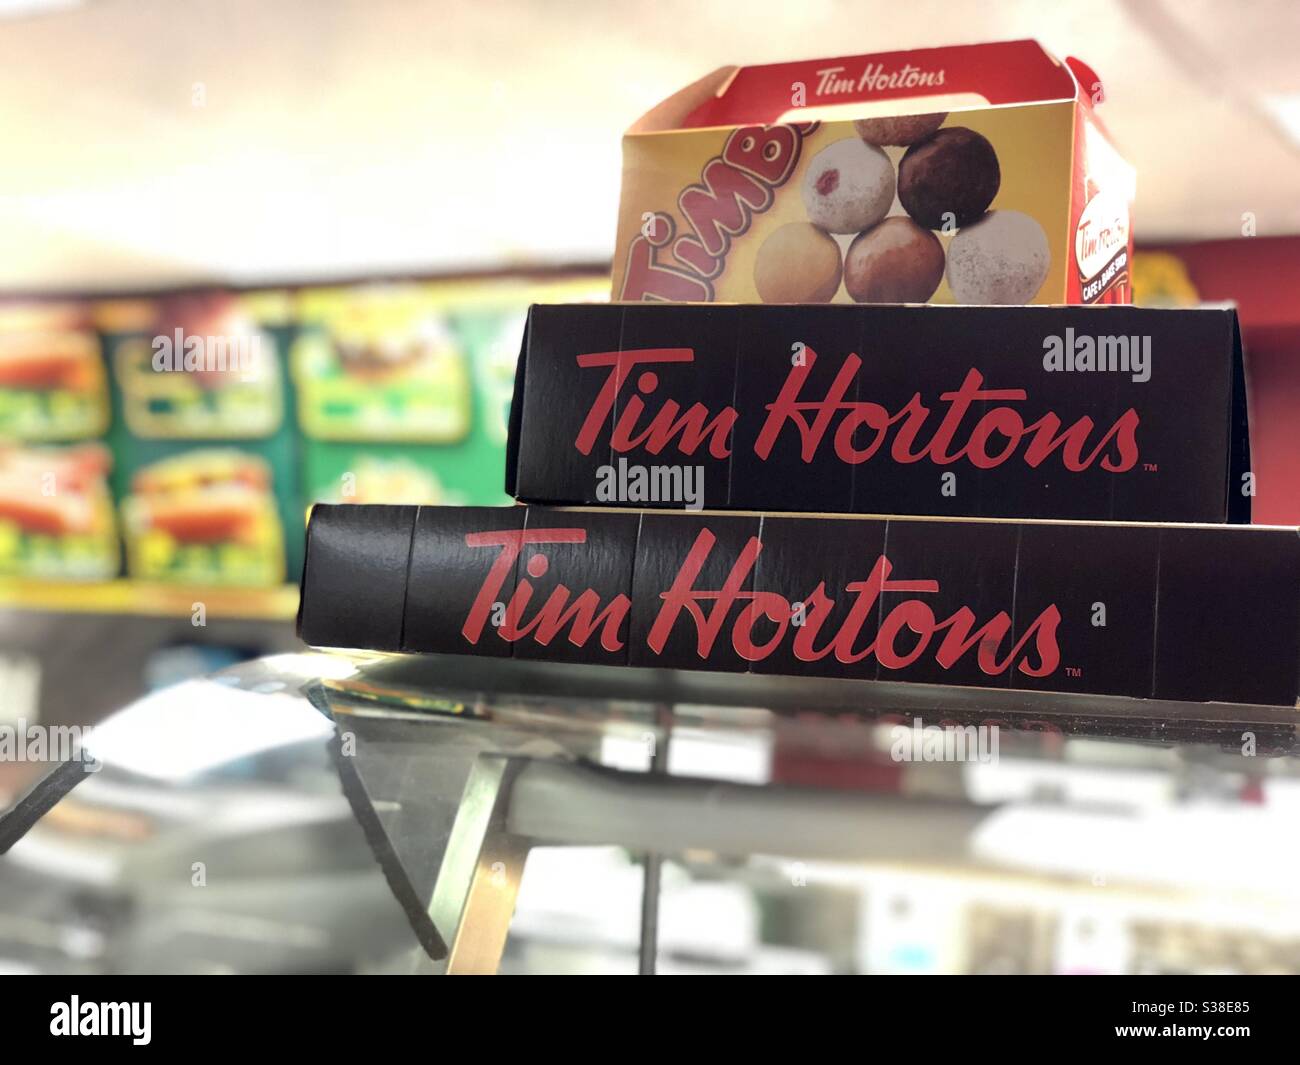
top-left (1, 0), bottom-right (1297, 292)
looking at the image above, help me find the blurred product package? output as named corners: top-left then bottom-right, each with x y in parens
top-left (0, 301), bottom-right (119, 581)
top-left (295, 281), bottom-right (493, 512)
top-left (100, 291), bottom-right (299, 586)
top-left (0, 301), bottom-right (108, 442)
top-left (0, 442), bottom-right (119, 581)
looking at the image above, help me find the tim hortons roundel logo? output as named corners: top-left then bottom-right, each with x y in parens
top-left (1075, 191), bottom-right (1130, 302)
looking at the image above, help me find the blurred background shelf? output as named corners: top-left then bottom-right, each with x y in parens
top-left (0, 579), bottom-right (298, 621)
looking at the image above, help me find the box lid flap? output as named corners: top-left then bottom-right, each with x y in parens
top-left (646, 40), bottom-right (1081, 132)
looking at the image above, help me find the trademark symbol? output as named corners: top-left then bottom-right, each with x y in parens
top-left (1143, 462), bottom-right (1158, 472)
top-left (1065, 665), bottom-right (1083, 678)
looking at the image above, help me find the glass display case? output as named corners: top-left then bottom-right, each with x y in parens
top-left (2, 650), bottom-right (1297, 975)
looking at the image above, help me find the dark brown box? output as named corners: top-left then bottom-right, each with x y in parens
top-left (300, 504), bottom-right (1300, 709)
top-left (507, 304), bottom-right (1251, 523)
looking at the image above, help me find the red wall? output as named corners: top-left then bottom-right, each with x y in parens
top-left (1141, 237), bottom-right (1300, 525)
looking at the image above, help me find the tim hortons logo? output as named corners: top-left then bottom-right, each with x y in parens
top-left (1075, 190), bottom-right (1131, 303)
top-left (458, 527), bottom-right (1062, 677)
top-left (814, 62), bottom-right (947, 96)
top-left (619, 123), bottom-right (815, 301)
top-left (572, 347), bottom-right (1141, 472)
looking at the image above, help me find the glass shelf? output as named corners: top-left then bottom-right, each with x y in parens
top-left (3, 650), bottom-right (1297, 974)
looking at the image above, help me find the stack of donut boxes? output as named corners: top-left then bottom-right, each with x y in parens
top-left (299, 40), bottom-right (1300, 711)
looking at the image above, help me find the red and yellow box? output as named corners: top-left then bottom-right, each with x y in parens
top-left (612, 40), bottom-right (1134, 306)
